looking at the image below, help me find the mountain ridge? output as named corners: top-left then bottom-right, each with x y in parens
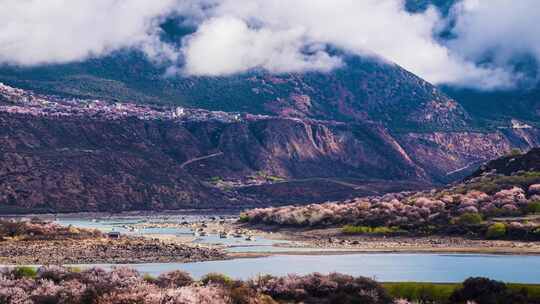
top-left (0, 83), bottom-right (538, 213)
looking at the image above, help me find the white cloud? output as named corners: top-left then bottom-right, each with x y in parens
top-left (177, 0), bottom-right (515, 88)
top-left (181, 16), bottom-right (342, 76)
top-left (1, 0), bottom-right (539, 90)
top-left (447, 0), bottom-right (540, 74)
top-left (0, 0), bottom-right (180, 66)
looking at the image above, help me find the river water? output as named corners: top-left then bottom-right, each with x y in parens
top-left (77, 253), bottom-right (540, 283)
top-left (52, 215), bottom-right (540, 283)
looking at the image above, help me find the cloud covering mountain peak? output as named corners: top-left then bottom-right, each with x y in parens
top-left (1, 0), bottom-right (538, 90)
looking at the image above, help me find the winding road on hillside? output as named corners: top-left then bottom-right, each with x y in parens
top-left (180, 152), bottom-right (224, 169)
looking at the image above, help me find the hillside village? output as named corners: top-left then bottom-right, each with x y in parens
top-left (0, 82), bottom-right (349, 129)
top-left (0, 82), bottom-right (256, 124)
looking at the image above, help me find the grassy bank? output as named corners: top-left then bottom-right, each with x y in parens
top-left (383, 281), bottom-right (540, 303)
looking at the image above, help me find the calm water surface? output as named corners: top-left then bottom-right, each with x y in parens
top-left (53, 215), bottom-right (540, 283)
top-left (81, 253), bottom-right (540, 283)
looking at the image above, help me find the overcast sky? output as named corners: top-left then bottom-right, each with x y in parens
top-left (1, 0), bottom-right (538, 90)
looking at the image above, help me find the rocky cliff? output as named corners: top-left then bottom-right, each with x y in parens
top-left (0, 84), bottom-right (538, 213)
top-left (0, 108), bottom-right (425, 213)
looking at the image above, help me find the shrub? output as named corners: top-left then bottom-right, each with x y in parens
top-left (238, 214), bottom-right (250, 223)
top-left (449, 277), bottom-right (528, 304)
top-left (257, 273), bottom-right (393, 304)
top-left (527, 201), bottom-right (540, 214)
top-left (10, 266), bottom-right (37, 279)
top-left (242, 173), bottom-right (538, 240)
top-left (0, 221), bottom-right (26, 237)
top-left (342, 225), bottom-right (372, 234)
top-left (342, 225), bottom-right (404, 235)
top-left (201, 273), bottom-right (234, 287)
top-left (155, 270), bottom-right (193, 288)
top-left (143, 273), bottom-right (156, 283)
top-left (230, 284), bottom-right (258, 304)
top-left (36, 265), bottom-right (74, 283)
top-left (486, 223), bottom-right (507, 239)
top-left (2, 267), bottom-right (540, 304)
top-left (456, 213), bottom-right (483, 225)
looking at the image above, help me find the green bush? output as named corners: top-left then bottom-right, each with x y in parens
top-left (527, 202), bottom-right (540, 214)
top-left (342, 225), bottom-right (403, 235)
top-left (143, 273), bottom-right (156, 283)
top-left (12, 266), bottom-right (38, 278)
top-left (342, 225), bottom-right (371, 234)
top-left (456, 213), bottom-right (483, 225)
top-left (238, 214), bottom-right (250, 223)
top-left (201, 273), bottom-right (234, 287)
top-left (486, 223), bottom-right (507, 239)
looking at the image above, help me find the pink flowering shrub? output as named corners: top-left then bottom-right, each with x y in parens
top-left (3, 267), bottom-right (539, 304)
top-left (253, 272), bottom-right (392, 304)
top-left (0, 267), bottom-right (394, 304)
top-left (155, 270), bottom-right (194, 288)
top-left (0, 219), bottom-right (102, 240)
top-left (162, 286), bottom-right (230, 304)
top-left (242, 181), bottom-right (540, 238)
top-left (0, 266), bottom-right (233, 304)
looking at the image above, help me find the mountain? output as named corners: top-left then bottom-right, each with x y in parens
top-left (0, 82), bottom-right (538, 213)
top-left (0, 7), bottom-right (539, 213)
top-left (0, 53), bottom-right (471, 132)
top-left (0, 83), bottom-right (428, 213)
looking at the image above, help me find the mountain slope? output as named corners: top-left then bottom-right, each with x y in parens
top-left (0, 53), bottom-right (471, 133)
top-left (0, 84), bottom-right (430, 213)
top-left (1, 84), bottom-right (539, 213)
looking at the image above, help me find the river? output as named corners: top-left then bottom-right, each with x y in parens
top-left (52, 214), bottom-right (540, 283)
top-left (74, 253), bottom-right (540, 283)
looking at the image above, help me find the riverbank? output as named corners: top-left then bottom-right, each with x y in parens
top-left (0, 237), bottom-right (225, 264)
top-left (0, 219), bottom-right (226, 264)
top-left (238, 224), bottom-right (540, 255)
top-left (5, 213), bottom-right (540, 262)
top-left (91, 216), bottom-right (540, 255)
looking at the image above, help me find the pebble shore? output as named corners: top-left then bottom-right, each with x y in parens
top-left (0, 237), bottom-right (225, 265)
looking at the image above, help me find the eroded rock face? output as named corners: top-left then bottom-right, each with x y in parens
top-left (396, 130), bottom-right (540, 182)
top-left (0, 84), bottom-right (539, 213)
top-left (0, 112), bottom-right (425, 212)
